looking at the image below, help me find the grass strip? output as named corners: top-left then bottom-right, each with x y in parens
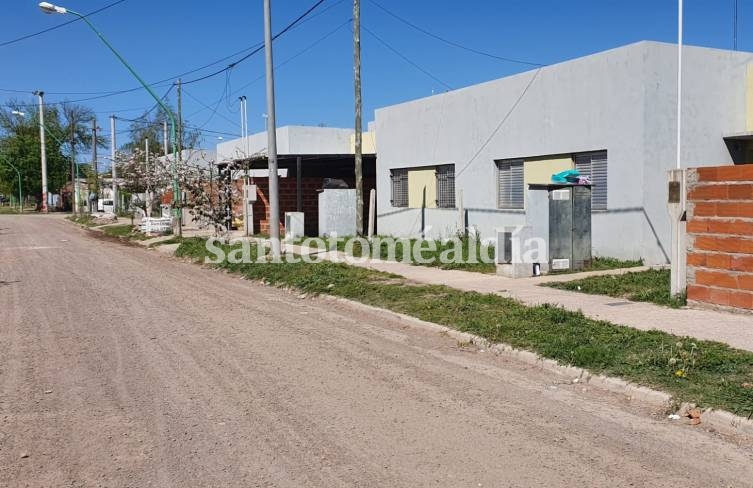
top-left (543, 269), bottom-right (687, 308)
top-left (101, 224), bottom-right (150, 241)
top-left (293, 235), bottom-right (498, 274)
top-left (175, 238), bottom-right (753, 417)
top-left (67, 214), bottom-right (98, 227)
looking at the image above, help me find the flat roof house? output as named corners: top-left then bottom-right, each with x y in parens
top-left (216, 125), bottom-right (376, 235)
top-left (374, 41), bottom-right (753, 265)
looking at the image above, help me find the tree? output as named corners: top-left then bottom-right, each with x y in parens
top-left (121, 104), bottom-right (200, 157)
top-left (0, 100), bottom-right (104, 210)
top-left (0, 102), bottom-right (67, 208)
top-left (119, 146), bottom-right (237, 234)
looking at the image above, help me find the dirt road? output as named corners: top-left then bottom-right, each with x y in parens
top-left (1, 215), bottom-right (751, 487)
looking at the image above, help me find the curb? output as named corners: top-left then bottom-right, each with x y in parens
top-left (87, 229), bottom-right (753, 439)
top-left (320, 294), bottom-right (753, 439)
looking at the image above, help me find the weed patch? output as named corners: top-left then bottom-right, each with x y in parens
top-left (177, 238), bottom-right (753, 417)
top-left (543, 269), bottom-right (687, 308)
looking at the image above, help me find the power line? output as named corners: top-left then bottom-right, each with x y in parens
top-left (367, 0), bottom-right (544, 67)
top-left (231, 18), bottom-right (353, 98)
top-left (193, 74), bottom-right (232, 131)
top-left (362, 24), bottom-right (453, 91)
top-left (181, 0), bottom-right (328, 86)
top-left (0, 0), bottom-right (128, 48)
top-left (183, 86), bottom-right (239, 128)
top-left (184, 18), bottom-right (352, 123)
top-left (185, 125), bottom-right (240, 138)
top-left (456, 68), bottom-right (542, 178)
top-left (1, 0), bottom-right (331, 105)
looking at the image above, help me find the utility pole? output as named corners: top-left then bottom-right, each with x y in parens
top-left (264, 0), bottom-right (281, 257)
top-left (145, 138), bottom-right (151, 216)
top-left (676, 0), bottom-right (683, 171)
top-left (163, 121), bottom-right (168, 157)
top-left (240, 95), bottom-right (250, 237)
top-left (177, 79), bottom-right (183, 156)
top-left (110, 115), bottom-right (117, 213)
top-left (34, 90), bottom-right (48, 213)
top-left (176, 78), bottom-right (183, 235)
top-left (734, 0), bottom-right (739, 50)
top-left (92, 118), bottom-right (98, 213)
top-left (353, 0), bottom-right (364, 235)
top-left (162, 120), bottom-right (168, 217)
top-left (70, 114), bottom-right (77, 215)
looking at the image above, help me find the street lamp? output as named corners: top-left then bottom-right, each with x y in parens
top-left (0, 156), bottom-right (23, 212)
top-left (39, 2), bottom-right (66, 13)
top-left (40, 2), bottom-right (182, 233)
top-left (11, 106), bottom-right (47, 212)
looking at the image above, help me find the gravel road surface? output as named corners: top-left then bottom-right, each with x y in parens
top-left (1, 215), bottom-right (752, 487)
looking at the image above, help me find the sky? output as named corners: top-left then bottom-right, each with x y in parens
top-left (0, 0), bottom-right (749, 162)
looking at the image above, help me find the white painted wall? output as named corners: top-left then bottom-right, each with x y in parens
top-left (216, 126), bottom-right (355, 162)
top-left (375, 41), bottom-right (753, 264)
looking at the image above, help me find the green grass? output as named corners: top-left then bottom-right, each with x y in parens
top-left (101, 224), bottom-right (150, 241)
top-left (176, 238), bottom-right (753, 418)
top-left (548, 256), bottom-right (645, 275)
top-left (293, 235), bottom-right (497, 274)
top-left (544, 269), bottom-right (687, 308)
top-left (67, 214), bottom-right (97, 227)
top-left (0, 206), bottom-right (20, 214)
top-left (147, 235), bottom-right (183, 247)
top-left (587, 257), bottom-right (644, 270)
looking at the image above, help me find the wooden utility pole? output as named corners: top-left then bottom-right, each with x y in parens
top-left (70, 115), bottom-right (76, 215)
top-left (353, 0), bottom-right (364, 234)
top-left (92, 117), bottom-right (98, 212)
top-left (177, 78), bottom-right (183, 157)
top-left (176, 78), bottom-right (183, 234)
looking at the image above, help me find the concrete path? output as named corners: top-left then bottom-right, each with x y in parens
top-left (286, 244), bottom-right (753, 353)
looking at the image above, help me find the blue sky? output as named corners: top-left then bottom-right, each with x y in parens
top-left (0, 0), bottom-right (747, 154)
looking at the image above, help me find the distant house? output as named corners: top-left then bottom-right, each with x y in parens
top-left (157, 148), bottom-right (216, 169)
top-left (156, 148), bottom-right (216, 207)
top-left (374, 41), bottom-right (753, 265)
top-left (216, 126), bottom-right (376, 236)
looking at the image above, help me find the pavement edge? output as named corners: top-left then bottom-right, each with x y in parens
top-left (321, 295), bottom-right (753, 439)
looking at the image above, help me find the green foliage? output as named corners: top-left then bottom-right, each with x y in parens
top-left (295, 235), bottom-right (497, 274)
top-left (0, 101), bottom-right (102, 206)
top-left (548, 256), bottom-right (645, 275)
top-left (67, 214), bottom-right (96, 227)
top-left (588, 256), bottom-right (644, 270)
top-left (544, 269), bottom-right (687, 308)
top-left (121, 103), bottom-right (200, 157)
top-left (176, 238), bottom-right (753, 417)
top-left (101, 224), bottom-right (149, 241)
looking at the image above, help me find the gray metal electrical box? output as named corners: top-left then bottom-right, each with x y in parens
top-left (548, 185), bottom-right (592, 271)
top-left (318, 189), bottom-right (357, 237)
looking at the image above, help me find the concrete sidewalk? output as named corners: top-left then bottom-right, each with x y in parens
top-left (286, 244), bottom-right (753, 353)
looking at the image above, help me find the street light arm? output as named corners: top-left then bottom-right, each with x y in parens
top-left (62, 9), bottom-right (177, 131)
top-left (0, 155), bottom-right (24, 212)
top-left (50, 6), bottom-right (180, 214)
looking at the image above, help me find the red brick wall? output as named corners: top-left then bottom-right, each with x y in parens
top-left (245, 176), bottom-right (376, 236)
top-left (686, 165), bottom-right (753, 311)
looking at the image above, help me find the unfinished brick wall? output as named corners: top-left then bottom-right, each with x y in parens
top-left (686, 165), bottom-right (753, 312)
top-left (247, 176), bottom-right (376, 236)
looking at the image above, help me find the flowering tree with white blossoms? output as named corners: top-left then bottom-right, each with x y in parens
top-left (119, 148), bottom-right (242, 235)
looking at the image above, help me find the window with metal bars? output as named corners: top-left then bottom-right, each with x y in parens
top-left (496, 159), bottom-right (524, 209)
top-left (435, 164), bottom-right (455, 208)
top-left (575, 151), bottom-right (608, 210)
top-left (390, 168), bottom-right (408, 208)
